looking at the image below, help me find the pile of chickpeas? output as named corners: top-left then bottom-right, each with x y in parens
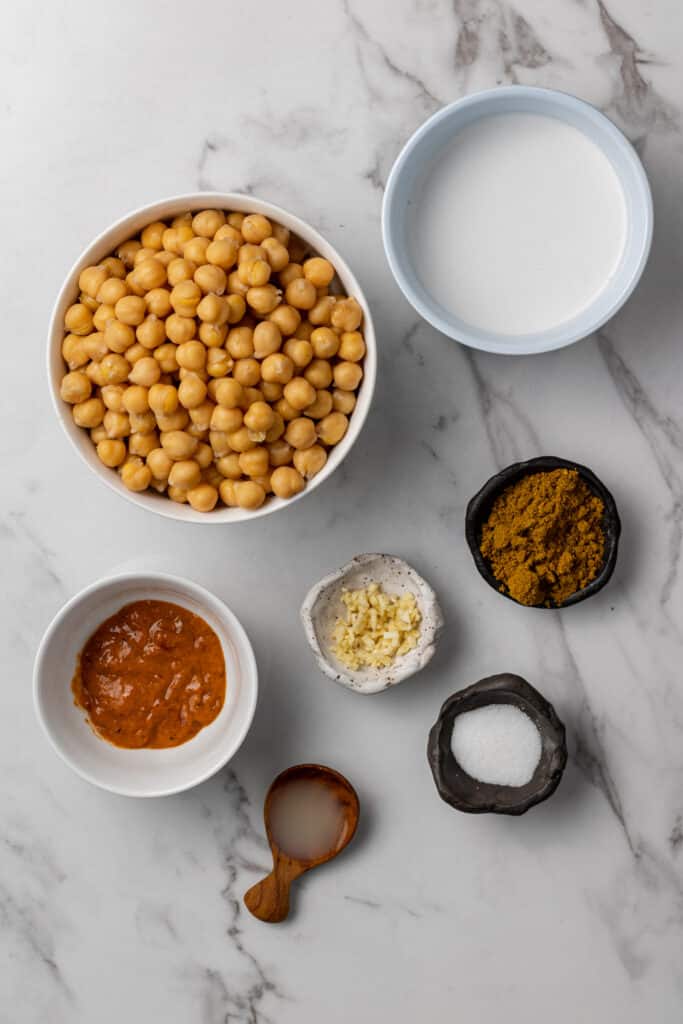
top-left (59, 209), bottom-right (366, 512)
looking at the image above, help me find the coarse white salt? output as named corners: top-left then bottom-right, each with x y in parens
top-left (450, 703), bottom-right (542, 787)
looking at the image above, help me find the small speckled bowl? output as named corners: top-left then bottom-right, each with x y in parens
top-left (465, 456), bottom-right (621, 609)
top-left (300, 554), bottom-right (444, 694)
top-left (427, 673), bottom-right (567, 815)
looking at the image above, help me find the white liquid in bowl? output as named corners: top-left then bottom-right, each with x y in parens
top-left (411, 112), bottom-right (627, 336)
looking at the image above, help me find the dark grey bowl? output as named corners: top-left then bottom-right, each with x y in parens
top-left (427, 674), bottom-right (567, 815)
top-left (465, 456), bottom-right (621, 609)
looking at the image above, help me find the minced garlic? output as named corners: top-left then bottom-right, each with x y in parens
top-left (331, 582), bottom-right (422, 671)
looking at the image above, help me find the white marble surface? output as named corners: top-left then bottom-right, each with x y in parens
top-left (3, 0), bottom-right (683, 1020)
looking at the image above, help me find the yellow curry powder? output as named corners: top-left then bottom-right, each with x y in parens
top-left (479, 468), bottom-right (605, 607)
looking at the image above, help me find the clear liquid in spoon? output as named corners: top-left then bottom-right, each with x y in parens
top-left (268, 778), bottom-right (347, 861)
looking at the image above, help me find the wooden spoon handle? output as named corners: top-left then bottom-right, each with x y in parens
top-left (244, 863), bottom-right (301, 923)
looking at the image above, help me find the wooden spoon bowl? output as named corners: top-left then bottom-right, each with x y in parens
top-left (244, 764), bottom-right (360, 923)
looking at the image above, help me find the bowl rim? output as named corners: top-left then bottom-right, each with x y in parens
top-left (48, 191), bottom-right (377, 524)
top-left (465, 456), bottom-right (621, 609)
top-left (382, 85), bottom-right (654, 355)
top-left (32, 570), bottom-right (259, 797)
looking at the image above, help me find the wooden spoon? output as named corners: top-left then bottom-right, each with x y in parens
top-left (244, 764), bottom-right (360, 923)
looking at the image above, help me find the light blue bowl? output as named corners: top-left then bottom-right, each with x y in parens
top-left (382, 86), bottom-right (653, 355)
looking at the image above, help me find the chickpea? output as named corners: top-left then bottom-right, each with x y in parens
top-left (226, 426), bottom-right (255, 453)
top-left (85, 361), bottom-right (106, 387)
top-left (166, 258), bottom-right (196, 287)
top-left (100, 353), bottom-right (131, 385)
top-left (212, 379), bottom-right (241, 409)
top-left (234, 480), bottom-right (266, 509)
top-left (125, 270), bottom-right (146, 297)
top-left (331, 297), bottom-right (362, 332)
top-left (129, 430), bottom-right (159, 457)
top-left (271, 223), bottom-right (290, 246)
top-left (165, 314), bottom-right (196, 345)
top-left (294, 320), bottom-right (314, 341)
top-left (104, 319), bottom-right (135, 353)
top-left (332, 388), bottom-right (356, 415)
top-left (62, 334), bottom-right (89, 369)
top-left (178, 365), bottom-right (208, 383)
top-left (187, 423), bottom-right (209, 442)
top-left (161, 430), bottom-right (198, 460)
top-left (261, 352), bottom-right (294, 385)
top-left (132, 257), bottom-right (167, 291)
top-left (148, 383), bottom-right (177, 415)
top-left (114, 295), bottom-right (146, 326)
top-left (60, 371), bottom-right (91, 404)
top-left (311, 326), bottom-right (340, 359)
top-left (238, 243), bottom-right (266, 266)
top-left (168, 485), bottom-right (188, 503)
top-left (154, 343), bottom-right (179, 373)
top-left (226, 294), bottom-right (247, 324)
top-left (339, 331), bottom-right (366, 362)
top-left (179, 236), bottom-right (208, 265)
top-left (294, 445), bottom-right (327, 479)
top-left (125, 342), bottom-right (147, 365)
top-left (92, 303), bottom-right (115, 333)
top-left (334, 361), bottom-right (363, 391)
top-left (79, 265), bottom-right (109, 299)
top-left (317, 411), bottom-right (349, 445)
top-left (305, 359), bottom-right (333, 390)
top-left (211, 406), bottom-right (243, 433)
top-left (233, 358), bottom-right (261, 387)
top-left (187, 483), bottom-right (218, 512)
top-left (177, 374), bottom-right (206, 409)
top-left (206, 348), bottom-right (232, 377)
top-left (84, 333), bottom-right (108, 361)
top-left (216, 453), bottom-right (242, 479)
top-left (282, 338), bottom-right (313, 368)
top-left (122, 385), bottom-right (150, 415)
top-left (101, 384), bottom-right (126, 412)
top-left (280, 263), bottom-right (303, 287)
top-left (128, 356), bottom-right (161, 387)
top-left (64, 303), bottom-right (93, 335)
top-left (136, 316), bottom-right (166, 350)
top-left (227, 326), bottom-right (254, 359)
top-left (215, 224), bottom-right (243, 244)
top-left (97, 277), bottom-right (129, 306)
top-left (243, 401), bottom-right (275, 435)
top-left (97, 438), bottom-right (127, 468)
top-left (206, 238), bottom-right (239, 269)
top-left (227, 270), bottom-right (249, 297)
top-left (241, 214), bottom-right (271, 244)
top-left (189, 401), bottom-right (215, 431)
top-left (265, 412), bottom-right (285, 442)
top-left (103, 410), bottom-right (131, 439)
top-left (141, 221), bottom-right (167, 250)
top-left (305, 389), bottom-right (333, 419)
top-left (268, 303), bottom-right (300, 336)
top-left (133, 247), bottom-right (158, 267)
top-left (261, 236), bottom-right (290, 271)
top-left (209, 430), bottom-right (231, 457)
top-left (303, 257), bottom-right (335, 288)
top-left (261, 380), bottom-right (283, 403)
top-left (118, 239), bottom-right (142, 267)
top-left (192, 209), bottom-right (225, 238)
top-left (308, 295), bottom-right (336, 326)
top-left (219, 478), bottom-right (238, 506)
top-left (176, 340), bottom-right (206, 371)
top-left (194, 264), bottom-right (227, 295)
top-left (274, 397), bottom-right (299, 422)
top-left (121, 457), bottom-right (152, 492)
top-left (90, 424), bottom-right (108, 444)
top-left (168, 280), bottom-right (200, 318)
top-left (168, 459), bottom-right (201, 490)
top-left (155, 408), bottom-right (189, 432)
top-left (283, 377), bottom-right (316, 411)
top-left (239, 447), bottom-right (269, 477)
top-left (152, 251), bottom-right (171, 269)
top-left (147, 447), bottom-right (173, 480)
top-left (199, 322), bottom-right (228, 348)
top-left (267, 439), bottom-right (293, 466)
top-left (247, 285), bottom-right (281, 315)
top-left (240, 258), bottom-right (271, 288)
top-left (285, 277), bottom-right (317, 311)
top-left (271, 466), bottom-right (304, 499)
top-left (285, 417), bottom-right (317, 450)
top-left (242, 386), bottom-right (264, 407)
top-left (100, 256), bottom-right (126, 279)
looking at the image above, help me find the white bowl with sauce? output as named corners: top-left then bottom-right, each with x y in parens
top-left (48, 191), bottom-right (377, 523)
top-left (382, 87), bottom-right (653, 355)
top-left (33, 572), bottom-right (258, 797)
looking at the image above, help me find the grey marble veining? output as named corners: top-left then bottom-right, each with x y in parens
top-left (3, 0), bottom-right (683, 1020)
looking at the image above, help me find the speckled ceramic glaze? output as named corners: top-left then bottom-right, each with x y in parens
top-left (300, 554), bottom-right (444, 694)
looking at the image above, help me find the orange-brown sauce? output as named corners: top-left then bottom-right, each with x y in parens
top-left (71, 599), bottom-right (226, 749)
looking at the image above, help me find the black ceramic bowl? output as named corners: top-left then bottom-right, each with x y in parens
top-left (427, 674), bottom-right (567, 815)
top-left (465, 456), bottom-right (621, 609)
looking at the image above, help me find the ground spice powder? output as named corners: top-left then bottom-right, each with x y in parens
top-left (479, 468), bottom-right (605, 607)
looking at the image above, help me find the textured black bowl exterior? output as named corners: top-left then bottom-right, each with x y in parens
top-left (427, 674), bottom-right (567, 815)
top-left (465, 456), bottom-right (621, 609)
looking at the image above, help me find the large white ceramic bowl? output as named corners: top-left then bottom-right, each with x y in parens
top-left (33, 572), bottom-right (258, 797)
top-left (48, 192), bottom-right (377, 522)
top-left (382, 87), bottom-right (653, 355)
